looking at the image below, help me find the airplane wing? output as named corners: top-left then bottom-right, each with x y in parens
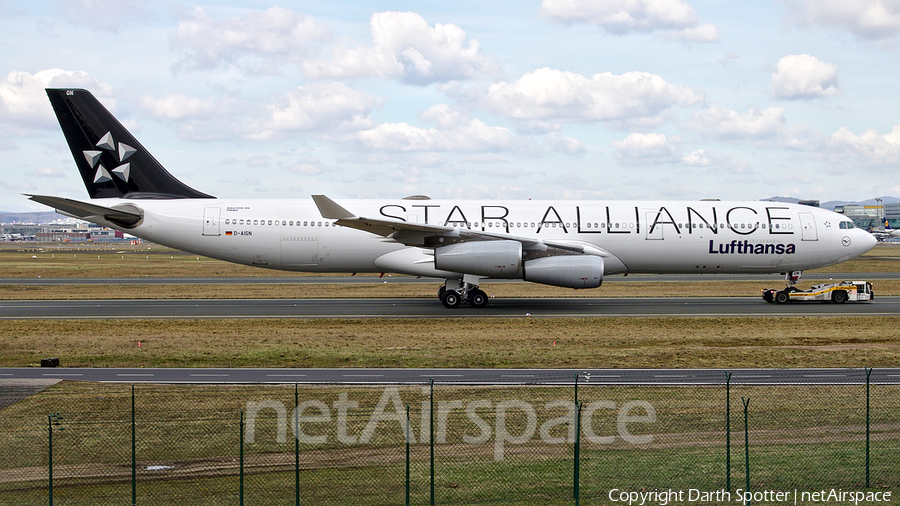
top-left (312, 194), bottom-right (609, 257)
top-left (26, 194), bottom-right (143, 227)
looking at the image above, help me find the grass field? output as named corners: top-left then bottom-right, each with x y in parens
top-left (1, 316), bottom-right (899, 369)
top-left (1, 381), bottom-right (897, 505)
top-left (2, 242), bottom-right (899, 503)
top-left (2, 243), bottom-right (900, 370)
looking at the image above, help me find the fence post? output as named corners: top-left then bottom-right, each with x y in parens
top-left (742, 397), bottom-right (750, 506)
top-left (726, 371), bottom-right (732, 491)
top-left (131, 384), bottom-right (136, 506)
top-left (428, 378), bottom-right (434, 506)
top-left (573, 372), bottom-right (579, 501)
top-left (295, 383), bottom-right (300, 506)
top-left (574, 372), bottom-right (579, 407)
top-left (239, 409), bottom-right (244, 506)
top-left (406, 404), bottom-right (411, 506)
top-left (866, 367), bottom-right (872, 488)
top-left (574, 400), bottom-right (582, 505)
top-left (47, 412), bottom-right (63, 506)
top-left (47, 415), bottom-right (52, 506)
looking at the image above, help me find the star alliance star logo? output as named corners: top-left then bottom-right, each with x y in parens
top-left (83, 131), bottom-right (136, 184)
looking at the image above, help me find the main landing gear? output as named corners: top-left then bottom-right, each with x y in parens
top-left (439, 279), bottom-right (489, 309)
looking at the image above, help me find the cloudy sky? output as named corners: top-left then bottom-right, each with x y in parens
top-left (2, 0), bottom-right (899, 212)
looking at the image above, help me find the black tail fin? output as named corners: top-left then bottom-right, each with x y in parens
top-left (46, 88), bottom-right (214, 199)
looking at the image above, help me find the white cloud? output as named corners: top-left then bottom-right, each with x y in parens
top-left (544, 132), bottom-right (586, 155)
top-left (419, 104), bottom-right (469, 128)
top-left (612, 132), bottom-right (681, 164)
top-left (782, 0), bottom-right (900, 41)
top-left (771, 54), bottom-right (839, 99)
top-left (355, 119), bottom-right (519, 153)
top-left (139, 93), bottom-right (248, 140)
top-left (718, 51), bottom-right (740, 66)
top-left (139, 84), bottom-right (381, 141)
top-left (0, 69), bottom-right (113, 131)
top-left (682, 149), bottom-right (753, 174)
top-left (303, 11), bottom-right (497, 85)
top-left (28, 166), bottom-right (65, 178)
top-left (885, 124), bottom-right (900, 145)
top-left (672, 23), bottom-right (721, 42)
top-left (688, 105), bottom-right (787, 139)
top-left (260, 83), bottom-right (381, 137)
top-left (822, 126), bottom-right (900, 168)
top-left (140, 93), bottom-right (220, 121)
top-left (689, 104), bottom-right (900, 169)
top-left (487, 67), bottom-right (701, 126)
top-left (170, 6), bottom-right (331, 74)
top-left (540, 0), bottom-right (720, 41)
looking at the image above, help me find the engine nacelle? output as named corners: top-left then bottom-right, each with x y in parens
top-left (434, 240), bottom-right (522, 278)
top-left (523, 255), bottom-right (604, 289)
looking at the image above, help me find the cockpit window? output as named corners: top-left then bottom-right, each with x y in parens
top-left (839, 221), bottom-right (855, 229)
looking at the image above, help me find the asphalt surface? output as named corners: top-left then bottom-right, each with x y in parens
top-left (2, 272), bottom-right (899, 285)
top-left (1, 296), bottom-right (897, 319)
top-left (2, 367), bottom-right (895, 385)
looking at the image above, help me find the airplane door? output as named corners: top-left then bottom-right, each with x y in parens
top-left (645, 211), bottom-right (663, 240)
top-left (281, 238), bottom-right (319, 267)
top-left (203, 207), bottom-right (221, 236)
top-left (799, 212), bottom-right (817, 241)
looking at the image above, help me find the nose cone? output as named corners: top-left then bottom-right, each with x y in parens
top-left (857, 230), bottom-right (877, 256)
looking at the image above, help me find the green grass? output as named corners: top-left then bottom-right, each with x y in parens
top-left (1, 382), bottom-right (898, 505)
top-left (2, 316), bottom-right (900, 369)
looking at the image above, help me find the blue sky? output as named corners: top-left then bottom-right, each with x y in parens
top-left (1, 0), bottom-right (899, 211)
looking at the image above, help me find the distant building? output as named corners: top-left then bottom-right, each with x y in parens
top-left (36, 231), bottom-right (91, 242)
top-left (834, 204), bottom-right (890, 229)
top-left (885, 203), bottom-right (900, 220)
top-left (85, 223), bottom-right (124, 241)
top-left (798, 200), bottom-right (820, 207)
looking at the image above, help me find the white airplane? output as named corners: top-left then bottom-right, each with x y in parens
top-left (28, 89), bottom-right (877, 308)
top-left (870, 220), bottom-right (900, 241)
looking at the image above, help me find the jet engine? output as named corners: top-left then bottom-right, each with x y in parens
top-left (434, 240), bottom-right (522, 278)
top-left (523, 255), bottom-right (604, 288)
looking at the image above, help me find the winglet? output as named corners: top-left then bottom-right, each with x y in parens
top-left (312, 195), bottom-right (356, 220)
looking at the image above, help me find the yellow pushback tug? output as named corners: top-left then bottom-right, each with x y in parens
top-left (763, 280), bottom-right (874, 304)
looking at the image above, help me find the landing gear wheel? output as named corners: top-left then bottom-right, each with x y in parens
top-left (468, 289), bottom-right (489, 308)
top-left (832, 291), bottom-right (848, 304)
top-left (440, 290), bottom-right (461, 308)
top-left (775, 291), bottom-right (789, 304)
top-left (438, 285), bottom-right (446, 299)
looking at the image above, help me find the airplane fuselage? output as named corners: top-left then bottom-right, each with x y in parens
top-left (89, 197), bottom-right (875, 278)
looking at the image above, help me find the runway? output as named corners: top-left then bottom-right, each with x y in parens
top-left (1, 296), bottom-right (897, 319)
top-left (2, 367), bottom-right (896, 385)
top-left (2, 272), bottom-right (899, 285)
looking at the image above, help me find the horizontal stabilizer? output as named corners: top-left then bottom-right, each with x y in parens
top-left (26, 194), bottom-right (143, 228)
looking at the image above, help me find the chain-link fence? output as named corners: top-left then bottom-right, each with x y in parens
top-left (1, 372), bottom-right (898, 505)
